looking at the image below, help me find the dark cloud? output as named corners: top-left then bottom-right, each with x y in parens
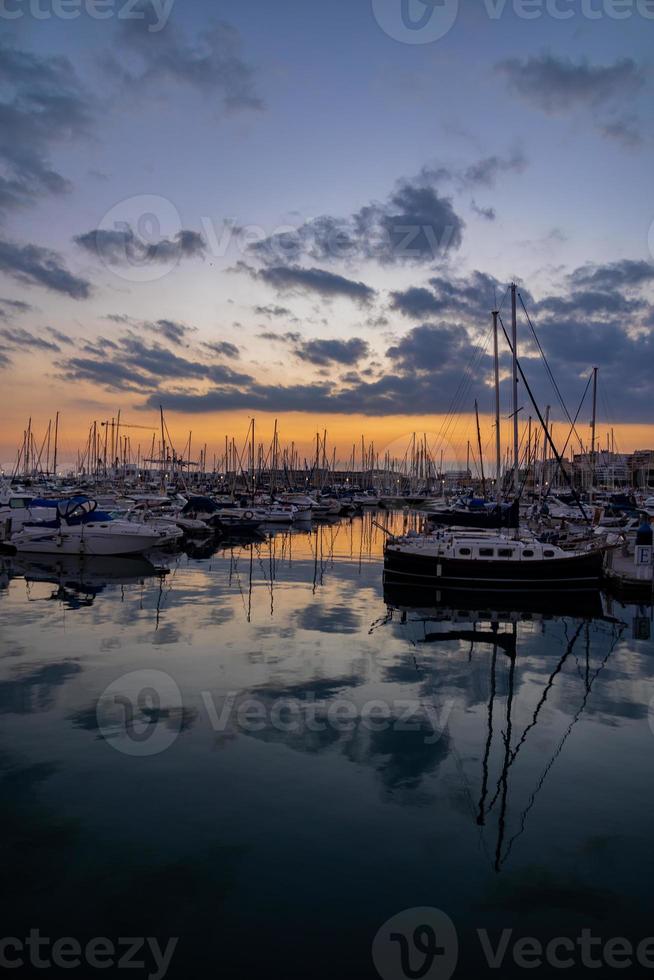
top-left (295, 337), bottom-right (370, 367)
top-left (143, 257), bottom-right (654, 421)
top-left (46, 327), bottom-right (74, 345)
top-left (257, 330), bottom-right (302, 343)
top-left (471, 200), bottom-right (496, 221)
top-left (144, 319), bottom-right (194, 346)
top-left (248, 170), bottom-right (464, 268)
top-left (391, 271), bottom-right (512, 321)
top-left (568, 259), bottom-right (654, 292)
top-left (386, 322), bottom-right (473, 372)
top-left (114, 2), bottom-right (263, 111)
top-left (462, 152), bottom-right (526, 187)
top-left (57, 332), bottom-right (252, 392)
top-left (0, 297), bottom-right (32, 320)
top-left (255, 330), bottom-right (369, 367)
top-left (495, 55), bottom-right (645, 144)
top-left (239, 262), bottom-right (376, 304)
top-left (253, 304), bottom-right (293, 318)
top-left (0, 238), bottom-right (91, 299)
top-left (144, 320), bottom-right (484, 417)
top-left (0, 326), bottom-right (60, 352)
top-left (0, 42), bottom-right (92, 215)
top-left (203, 340), bottom-right (240, 358)
top-left (495, 55), bottom-right (644, 113)
top-left (74, 227), bottom-right (206, 268)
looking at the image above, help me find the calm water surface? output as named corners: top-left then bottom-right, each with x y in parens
top-left (1, 512), bottom-right (654, 979)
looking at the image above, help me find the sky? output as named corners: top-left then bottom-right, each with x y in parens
top-left (0, 0), bottom-right (653, 471)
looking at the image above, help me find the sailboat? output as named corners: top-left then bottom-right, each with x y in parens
top-left (384, 284), bottom-right (606, 589)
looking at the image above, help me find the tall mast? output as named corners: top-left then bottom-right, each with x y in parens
top-left (52, 411), bottom-right (59, 478)
top-left (511, 283), bottom-right (519, 496)
top-left (475, 399), bottom-right (486, 498)
top-left (492, 309), bottom-right (501, 501)
top-left (159, 406), bottom-right (166, 484)
top-left (590, 366), bottom-right (598, 497)
top-left (540, 405), bottom-right (550, 500)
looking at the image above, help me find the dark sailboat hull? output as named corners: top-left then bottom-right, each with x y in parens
top-left (383, 547), bottom-right (605, 589)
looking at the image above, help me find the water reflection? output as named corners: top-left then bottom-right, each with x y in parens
top-left (0, 513), bottom-right (653, 975)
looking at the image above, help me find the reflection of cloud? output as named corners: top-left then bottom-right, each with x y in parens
top-left (68, 702), bottom-right (198, 736)
top-left (0, 661), bottom-right (81, 714)
top-left (294, 604), bottom-right (361, 634)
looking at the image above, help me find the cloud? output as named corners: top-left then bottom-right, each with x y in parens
top-left (57, 333), bottom-right (252, 392)
top-left (257, 330), bottom-right (302, 343)
top-left (0, 297), bottom-right (32, 320)
top-left (114, 2), bottom-right (263, 111)
top-left (461, 152), bottom-right (526, 187)
top-left (203, 340), bottom-right (240, 359)
top-left (0, 41), bottom-right (93, 216)
top-left (598, 118), bottom-right (643, 148)
top-left (495, 55), bottom-right (644, 113)
top-left (294, 337), bottom-right (370, 366)
top-left (144, 319), bottom-right (194, 346)
top-left (74, 227), bottom-right (206, 268)
top-left (239, 262), bottom-right (376, 304)
top-left (46, 327), bottom-right (74, 345)
top-left (0, 238), bottom-right (91, 298)
top-left (568, 259), bottom-right (654, 292)
top-left (495, 55), bottom-right (645, 145)
top-left (390, 271), bottom-right (513, 321)
top-left (471, 200), bottom-right (496, 221)
top-left (253, 304), bottom-right (293, 318)
top-left (0, 326), bottom-right (60, 352)
top-left (248, 171), bottom-right (464, 268)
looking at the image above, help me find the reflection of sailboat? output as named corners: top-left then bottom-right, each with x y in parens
top-left (8, 554), bottom-right (168, 595)
top-left (384, 586), bottom-right (625, 872)
top-left (383, 582), bottom-right (606, 621)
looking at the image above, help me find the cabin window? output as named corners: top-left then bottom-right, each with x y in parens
top-left (459, 547), bottom-right (471, 556)
top-left (543, 549), bottom-right (555, 557)
top-left (479, 548), bottom-right (494, 557)
top-left (523, 549), bottom-right (534, 557)
top-left (497, 548), bottom-right (513, 558)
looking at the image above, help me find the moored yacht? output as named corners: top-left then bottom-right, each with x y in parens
top-left (384, 527), bottom-right (605, 588)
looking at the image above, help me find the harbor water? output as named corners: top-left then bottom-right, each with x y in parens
top-left (1, 511), bottom-right (653, 978)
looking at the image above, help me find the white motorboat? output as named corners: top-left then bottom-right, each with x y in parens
top-left (9, 498), bottom-right (163, 556)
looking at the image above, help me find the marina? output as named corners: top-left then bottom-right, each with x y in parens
top-left (1, 510), bottom-right (653, 978)
top-left (1, 1), bottom-right (653, 974)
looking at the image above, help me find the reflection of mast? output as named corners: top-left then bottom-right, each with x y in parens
top-left (502, 628), bottom-right (621, 866)
top-left (475, 618), bottom-right (623, 872)
top-left (494, 625), bottom-right (516, 872)
top-left (477, 636), bottom-right (498, 826)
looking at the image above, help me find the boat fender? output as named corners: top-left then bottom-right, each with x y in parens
top-left (244, 510), bottom-right (254, 520)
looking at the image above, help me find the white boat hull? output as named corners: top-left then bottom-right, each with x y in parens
top-left (11, 521), bottom-right (161, 556)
